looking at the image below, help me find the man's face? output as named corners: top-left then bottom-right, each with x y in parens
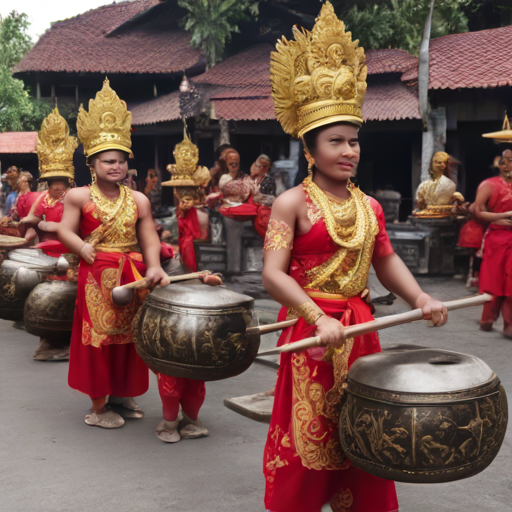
top-left (91, 150), bottom-right (128, 183)
top-left (250, 158), bottom-right (270, 179)
top-left (17, 176), bottom-right (30, 192)
top-left (501, 150), bottom-right (512, 177)
top-left (225, 153), bottom-right (240, 175)
top-left (6, 167), bottom-right (19, 186)
top-left (48, 181), bottom-right (67, 200)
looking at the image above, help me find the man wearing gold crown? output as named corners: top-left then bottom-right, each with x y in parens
top-left (262, 4), bottom-right (448, 511)
top-left (57, 79), bottom-right (170, 428)
top-left (17, 108), bottom-right (78, 361)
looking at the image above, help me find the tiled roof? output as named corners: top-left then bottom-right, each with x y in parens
top-left (363, 80), bottom-right (420, 121)
top-left (132, 45), bottom-right (419, 124)
top-left (0, 132), bottom-right (38, 154)
top-left (366, 49), bottom-right (417, 75)
top-left (130, 91), bottom-right (181, 125)
top-left (401, 24), bottom-right (512, 89)
top-left (14, 0), bottom-right (203, 75)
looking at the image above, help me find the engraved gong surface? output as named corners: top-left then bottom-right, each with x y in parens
top-left (340, 347), bottom-right (508, 483)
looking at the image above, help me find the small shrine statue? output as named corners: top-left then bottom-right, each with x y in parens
top-left (414, 151), bottom-right (465, 218)
top-left (162, 133), bottom-right (210, 271)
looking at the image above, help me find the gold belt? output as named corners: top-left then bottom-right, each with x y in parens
top-left (305, 290), bottom-right (350, 300)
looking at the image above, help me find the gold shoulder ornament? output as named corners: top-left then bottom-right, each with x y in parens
top-left (264, 219), bottom-right (294, 251)
top-left (270, 1), bottom-right (367, 139)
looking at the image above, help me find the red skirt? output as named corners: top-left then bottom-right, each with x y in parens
top-left (458, 219), bottom-right (485, 249)
top-left (480, 227), bottom-right (512, 297)
top-left (264, 295), bottom-right (398, 512)
top-left (68, 252), bottom-right (149, 398)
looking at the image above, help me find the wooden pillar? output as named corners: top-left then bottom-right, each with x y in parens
top-left (153, 84), bottom-right (158, 98)
top-left (75, 85), bottom-right (79, 106)
top-left (36, 82), bottom-right (41, 100)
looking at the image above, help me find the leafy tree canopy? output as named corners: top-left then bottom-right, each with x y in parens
top-left (0, 11), bottom-right (51, 133)
top-left (178, 0), bottom-right (258, 68)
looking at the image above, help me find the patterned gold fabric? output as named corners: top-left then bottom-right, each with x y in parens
top-left (303, 176), bottom-right (378, 296)
top-left (264, 219), bottom-right (293, 251)
top-left (86, 183), bottom-right (138, 253)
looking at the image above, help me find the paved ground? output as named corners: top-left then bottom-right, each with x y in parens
top-left (0, 275), bottom-right (510, 512)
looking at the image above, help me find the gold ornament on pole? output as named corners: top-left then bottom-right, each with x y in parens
top-left (482, 113), bottom-right (512, 143)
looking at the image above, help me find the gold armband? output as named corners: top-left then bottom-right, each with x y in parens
top-left (264, 219), bottom-right (293, 251)
top-left (295, 301), bottom-right (325, 325)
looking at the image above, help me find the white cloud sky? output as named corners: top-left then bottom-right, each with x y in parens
top-left (1, 0), bottom-right (135, 42)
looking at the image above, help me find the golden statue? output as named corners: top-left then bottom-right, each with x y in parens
top-left (162, 132), bottom-right (209, 188)
top-left (37, 107), bottom-right (78, 181)
top-left (414, 152), bottom-right (464, 218)
top-left (270, 1), bottom-right (366, 139)
top-left (77, 77), bottom-right (133, 158)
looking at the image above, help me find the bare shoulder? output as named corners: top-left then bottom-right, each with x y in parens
top-left (272, 185), bottom-right (305, 211)
top-left (129, 189), bottom-right (150, 205)
top-left (65, 186), bottom-right (90, 207)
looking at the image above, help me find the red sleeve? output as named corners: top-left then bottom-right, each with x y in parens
top-left (34, 195), bottom-right (45, 218)
top-left (368, 197), bottom-right (394, 261)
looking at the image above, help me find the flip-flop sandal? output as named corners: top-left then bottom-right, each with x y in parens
top-left (155, 420), bottom-right (180, 443)
top-left (85, 409), bottom-right (125, 429)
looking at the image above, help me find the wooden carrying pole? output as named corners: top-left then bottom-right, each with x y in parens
top-left (256, 294), bottom-right (492, 357)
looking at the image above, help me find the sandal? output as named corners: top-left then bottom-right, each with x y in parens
top-left (108, 397), bottom-right (144, 419)
top-left (155, 419), bottom-right (180, 443)
top-left (85, 409), bottom-right (125, 429)
top-left (179, 412), bottom-right (209, 439)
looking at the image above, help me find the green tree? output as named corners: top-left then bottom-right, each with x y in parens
top-left (0, 11), bottom-right (51, 132)
top-left (331, 0), bottom-right (470, 53)
top-left (178, 0), bottom-right (258, 68)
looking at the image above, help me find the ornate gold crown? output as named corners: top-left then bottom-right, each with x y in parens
top-left (162, 134), bottom-right (207, 187)
top-left (37, 107), bottom-right (78, 181)
top-left (270, 1), bottom-right (367, 139)
top-left (77, 78), bottom-right (133, 158)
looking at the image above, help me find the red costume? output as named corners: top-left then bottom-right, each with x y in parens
top-left (178, 207), bottom-right (203, 272)
top-left (478, 176), bottom-right (512, 335)
top-left (68, 188), bottom-right (149, 398)
top-left (11, 191), bottom-right (41, 221)
top-left (157, 374), bottom-right (206, 422)
top-left (263, 180), bottom-right (398, 512)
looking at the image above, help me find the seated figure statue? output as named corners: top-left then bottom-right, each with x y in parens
top-left (414, 151), bottom-right (465, 218)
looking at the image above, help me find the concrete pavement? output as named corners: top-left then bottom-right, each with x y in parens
top-left (0, 275), bottom-right (510, 511)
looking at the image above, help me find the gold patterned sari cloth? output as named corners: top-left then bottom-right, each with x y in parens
top-left (264, 177), bottom-right (397, 512)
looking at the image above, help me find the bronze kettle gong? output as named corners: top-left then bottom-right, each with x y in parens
top-left (339, 346), bottom-right (508, 483)
top-left (134, 280), bottom-right (258, 381)
top-left (24, 281), bottom-right (78, 339)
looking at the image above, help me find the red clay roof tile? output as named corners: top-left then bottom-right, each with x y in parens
top-left (14, 0), bottom-right (203, 75)
top-left (366, 49), bottom-right (417, 75)
top-left (0, 132), bottom-right (38, 154)
top-left (401, 25), bottom-right (512, 89)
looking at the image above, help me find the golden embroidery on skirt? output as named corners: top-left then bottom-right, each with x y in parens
top-left (83, 268), bottom-right (148, 347)
top-left (291, 352), bottom-right (350, 471)
top-left (265, 425), bottom-right (290, 484)
top-left (87, 183), bottom-right (139, 253)
top-left (302, 176), bottom-right (378, 296)
top-left (264, 219), bottom-right (293, 251)
top-left (330, 488), bottom-right (354, 512)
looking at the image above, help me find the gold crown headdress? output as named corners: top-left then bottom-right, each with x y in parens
top-left (37, 107), bottom-right (78, 181)
top-left (482, 113), bottom-right (512, 143)
top-left (162, 131), bottom-right (208, 188)
top-left (77, 78), bottom-right (133, 158)
top-left (271, 1), bottom-right (367, 139)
